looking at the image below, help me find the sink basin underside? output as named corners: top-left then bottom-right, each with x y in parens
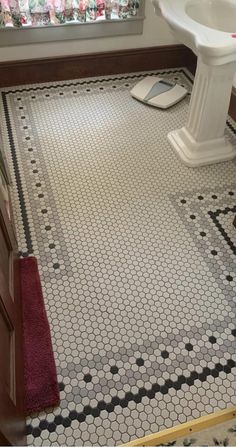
top-left (186, 0), bottom-right (236, 33)
top-left (155, 0), bottom-right (236, 63)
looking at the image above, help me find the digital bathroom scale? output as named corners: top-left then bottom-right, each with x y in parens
top-left (130, 76), bottom-right (188, 109)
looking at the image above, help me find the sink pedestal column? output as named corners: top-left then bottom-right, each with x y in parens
top-left (168, 58), bottom-right (236, 166)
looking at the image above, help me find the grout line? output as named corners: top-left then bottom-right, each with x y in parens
top-left (122, 406), bottom-right (236, 446)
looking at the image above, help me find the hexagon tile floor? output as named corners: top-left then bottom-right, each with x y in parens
top-left (1, 68), bottom-right (236, 446)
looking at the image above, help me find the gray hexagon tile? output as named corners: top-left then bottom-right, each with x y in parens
top-left (1, 68), bottom-right (236, 446)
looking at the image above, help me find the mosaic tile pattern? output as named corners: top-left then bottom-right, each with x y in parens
top-left (1, 68), bottom-right (236, 446)
top-left (175, 417), bottom-right (236, 446)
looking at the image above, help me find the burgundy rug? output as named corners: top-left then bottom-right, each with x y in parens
top-left (19, 256), bottom-right (60, 414)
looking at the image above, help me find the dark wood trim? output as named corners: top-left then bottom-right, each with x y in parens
top-left (186, 55), bottom-right (197, 77)
top-left (0, 44), bottom-right (195, 87)
top-left (233, 214), bottom-right (236, 229)
top-left (0, 431), bottom-right (11, 446)
top-left (0, 44), bottom-right (235, 124)
top-left (229, 87), bottom-right (236, 122)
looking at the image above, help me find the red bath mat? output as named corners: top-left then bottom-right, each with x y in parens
top-left (19, 256), bottom-right (60, 414)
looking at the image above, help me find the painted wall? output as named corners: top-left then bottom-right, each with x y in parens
top-left (0, 1), bottom-right (176, 61)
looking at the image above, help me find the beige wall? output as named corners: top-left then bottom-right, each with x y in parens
top-left (0, 1), bottom-right (176, 61)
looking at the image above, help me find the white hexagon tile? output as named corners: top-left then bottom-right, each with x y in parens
top-left (0, 68), bottom-right (236, 446)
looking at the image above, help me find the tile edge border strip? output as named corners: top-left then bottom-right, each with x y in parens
top-left (122, 406), bottom-right (236, 446)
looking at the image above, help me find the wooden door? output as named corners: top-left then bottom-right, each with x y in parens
top-left (0, 164), bottom-right (26, 445)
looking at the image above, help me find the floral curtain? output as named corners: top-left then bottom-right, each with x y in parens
top-left (0, 0), bottom-right (140, 27)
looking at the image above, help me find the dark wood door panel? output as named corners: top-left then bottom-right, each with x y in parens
top-left (0, 173), bottom-right (26, 445)
top-left (0, 432), bottom-right (10, 446)
top-left (0, 227), bottom-right (10, 285)
top-left (0, 307), bottom-right (14, 398)
top-left (0, 192), bottom-right (17, 299)
top-left (0, 263), bottom-right (25, 445)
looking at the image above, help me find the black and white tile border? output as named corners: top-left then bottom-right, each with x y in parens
top-left (1, 68), bottom-right (236, 446)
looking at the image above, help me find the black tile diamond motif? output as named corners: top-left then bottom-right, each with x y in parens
top-left (208, 205), bottom-right (236, 256)
top-left (1, 68), bottom-right (236, 446)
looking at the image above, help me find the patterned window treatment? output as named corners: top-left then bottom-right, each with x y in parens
top-left (0, 0), bottom-right (140, 27)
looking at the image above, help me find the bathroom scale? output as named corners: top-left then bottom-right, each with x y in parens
top-left (130, 76), bottom-right (188, 109)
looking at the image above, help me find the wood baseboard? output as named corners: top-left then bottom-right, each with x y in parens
top-left (229, 87), bottom-right (236, 122)
top-left (0, 44), bottom-right (195, 87)
top-left (1, 45), bottom-right (235, 124)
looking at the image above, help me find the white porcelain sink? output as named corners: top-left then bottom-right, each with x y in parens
top-left (153, 0), bottom-right (236, 166)
top-left (186, 0), bottom-right (236, 33)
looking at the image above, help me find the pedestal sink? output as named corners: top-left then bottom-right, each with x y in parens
top-left (153, 0), bottom-right (236, 166)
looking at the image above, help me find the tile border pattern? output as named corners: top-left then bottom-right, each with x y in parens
top-left (1, 68), bottom-right (236, 442)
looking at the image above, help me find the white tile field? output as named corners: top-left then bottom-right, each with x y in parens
top-left (1, 68), bottom-right (236, 446)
